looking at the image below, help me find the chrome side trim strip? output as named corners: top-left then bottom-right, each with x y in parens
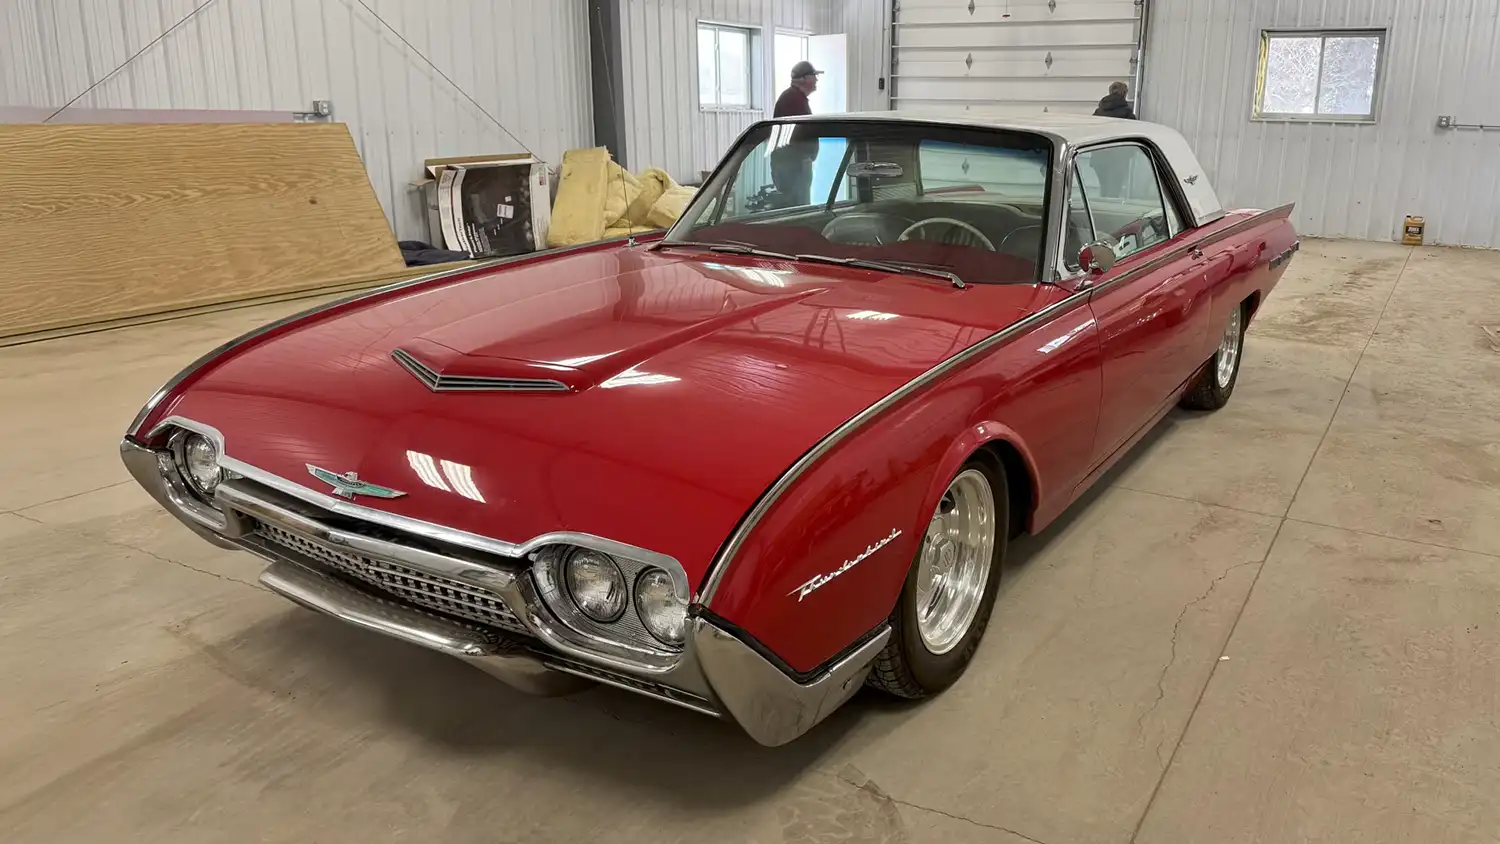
top-left (696, 202), bottom-right (1298, 605)
top-left (124, 237), bottom-right (641, 438)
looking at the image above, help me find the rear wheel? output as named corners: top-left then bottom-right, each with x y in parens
top-left (868, 457), bottom-right (1007, 699)
top-left (1180, 302), bottom-right (1246, 411)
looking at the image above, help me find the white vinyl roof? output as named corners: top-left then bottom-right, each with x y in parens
top-left (783, 110), bottom-right (1226, 226)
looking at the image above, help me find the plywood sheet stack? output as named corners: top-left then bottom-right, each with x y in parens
top-left (0, 123), bottom-right (406, 343)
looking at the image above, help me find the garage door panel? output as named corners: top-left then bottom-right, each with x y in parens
top-left (897, 0), bottom-right (1139, 25)
top-left (897, 21), bottom-right (1136, 49)
top-left (897, 77), bottom-right (1116, 102)
top-left (893, 0), bottom-right (1142, 115)
top-left (896, 49), bottom-right (1137, 78)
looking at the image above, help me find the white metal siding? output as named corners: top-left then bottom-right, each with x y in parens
top-left (1144, 0), bottom-right (1500, 248)
top-left (0, 0), bottom-right (593, 242)
top-left (828, 0), bottom-right (891, 112)
top-left (892, 0), bottom-right (1141, 114)
top-left (617, 0), bottom-right (821, 183)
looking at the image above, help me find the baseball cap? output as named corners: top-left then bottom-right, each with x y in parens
top-left (791, 61), bottom-right (824, 80)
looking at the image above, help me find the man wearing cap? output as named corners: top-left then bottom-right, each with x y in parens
top-left (774, 60), bottom-right (823, 117)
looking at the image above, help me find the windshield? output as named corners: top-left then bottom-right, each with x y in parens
top-left (666, 120), bottom-right (1054, 285)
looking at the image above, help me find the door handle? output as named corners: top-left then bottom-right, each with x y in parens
top-left (1189, 245), bottom-right (1204, 259)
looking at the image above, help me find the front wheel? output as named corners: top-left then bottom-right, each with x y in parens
top-left (1180, 302), bottom-right (1246, 411)
top-left (868, 457), bottom-right (1007, 699)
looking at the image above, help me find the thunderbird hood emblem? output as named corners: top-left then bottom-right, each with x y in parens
top-left (306, 465), bottom-right (407, 500)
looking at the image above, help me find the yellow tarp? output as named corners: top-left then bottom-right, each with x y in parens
top-left (547, 147), bottom-right (698, 248)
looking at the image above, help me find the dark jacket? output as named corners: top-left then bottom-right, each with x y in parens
top-left (773, 86), bottom-right (812, 118)
top-left (1094, 93), bottom-right (1137, 120)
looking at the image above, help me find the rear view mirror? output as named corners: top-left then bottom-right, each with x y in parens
top-left (1078, 241), bottom-right (1117, 276)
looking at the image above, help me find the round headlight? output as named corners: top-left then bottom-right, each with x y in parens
top-left (181, 433), bottom-right (223, 496)
top-left (563, 549), bottom-right (627, 623)
top-left (634, 568), bottom-right (687, 647)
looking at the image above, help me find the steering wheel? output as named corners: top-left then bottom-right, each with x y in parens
top-left (897, 218), bottom-right (998, 252)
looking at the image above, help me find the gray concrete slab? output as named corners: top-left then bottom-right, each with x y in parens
top-left (2, 239), bottom-right (1498, 844)
top-left (1134, 521), bottom-right (1500, 844)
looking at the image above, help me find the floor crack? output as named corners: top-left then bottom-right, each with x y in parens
top-left (12, 511), bottom-right (259, 589)
top-left (1135, 559), bottom-right (1260, 749)
top-left (885, 795), bottom-right (1052, 844)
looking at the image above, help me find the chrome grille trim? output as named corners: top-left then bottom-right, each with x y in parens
top-left (251, 520), bottom-right (532, 637)
top-left (392, 348), bottom-right (570, 393)
top-left (540, 653), bottom-right (720, 717)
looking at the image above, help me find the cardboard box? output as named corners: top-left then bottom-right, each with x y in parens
top-left (411, 153), bottom-right (551, 257)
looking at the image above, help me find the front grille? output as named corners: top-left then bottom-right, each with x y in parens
top-left (253, 522), bottom-right (531, 637)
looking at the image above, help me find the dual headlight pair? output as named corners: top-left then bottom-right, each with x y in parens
top-left (561, 547), bottom-right (687, 648)
top-left (173, 431), bottom-right (226, 500)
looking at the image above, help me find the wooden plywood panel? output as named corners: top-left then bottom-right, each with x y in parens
top-left (0, 123), bottom-right (404, 339)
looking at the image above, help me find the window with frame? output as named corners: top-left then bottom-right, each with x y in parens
top-left (699, 23), bottom-right (754, 109)
top-left (1068, 144), bottom-right (1180, 268)
top-left (1254, 30), bottom-right (1385, 121)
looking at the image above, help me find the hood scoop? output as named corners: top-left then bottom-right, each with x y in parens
top-left (391, 348), bottom-right (571, 393)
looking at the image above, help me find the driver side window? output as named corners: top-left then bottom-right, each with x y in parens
top-left (1072, 144), bottom-right (1176, 263)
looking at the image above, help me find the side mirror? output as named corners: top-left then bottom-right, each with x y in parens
top-left (1078, 241), bottom-right (1117, 276)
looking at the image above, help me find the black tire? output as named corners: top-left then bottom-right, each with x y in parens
top-left (868, 455), bottom-right (1008, 699)
top-left (1180, 302), bottom-right (1248, 411)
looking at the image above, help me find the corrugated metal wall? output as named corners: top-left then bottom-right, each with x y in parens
top-left (616, 0), bottom-right (822, 182)
top-left (0, 0), bottom-right (593, 242)
top-left (1145, 0), bottom-right (1500, 248)
top-left (830, 0), bottom-right (889, 112)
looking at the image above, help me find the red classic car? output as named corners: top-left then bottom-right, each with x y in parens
top-left (121, 112), bottom-right (1297, 746)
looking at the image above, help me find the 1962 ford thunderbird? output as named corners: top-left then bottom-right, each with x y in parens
top-left (121, 112), bottom-right (1298, 746)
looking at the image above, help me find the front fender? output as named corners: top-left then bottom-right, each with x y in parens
top-left (919, 421), bottom-right (1043, 540)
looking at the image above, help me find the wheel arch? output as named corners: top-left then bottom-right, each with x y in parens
top-left (921, 422), bottom-right (1041, 544)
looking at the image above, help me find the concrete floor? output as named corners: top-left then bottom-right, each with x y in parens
top-left (2, 238), bottom-right (1498, 843)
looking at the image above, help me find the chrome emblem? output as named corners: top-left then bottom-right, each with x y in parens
top-left (306, 465), bottom-right (407, 500)
top-left (788, 528), bottom-right (903, 602)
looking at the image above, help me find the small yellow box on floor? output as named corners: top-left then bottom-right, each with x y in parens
top-left (1402, 215), bottom-right (1426, 245)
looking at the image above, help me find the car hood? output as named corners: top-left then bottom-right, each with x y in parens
top-left (161, 247), bottom-right (1064, 586)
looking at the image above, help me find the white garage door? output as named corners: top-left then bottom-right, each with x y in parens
top-left (892, 0), bottom-right (1144, 115)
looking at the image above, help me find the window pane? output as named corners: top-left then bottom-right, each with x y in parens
top-left (1076, 146), bottom-right (1170, 261)
top-left (1318, 36), bottom-right (1380, 115)
top-left (674, 122), bottom-right (1054, 284)
top-left (1065, 177), bottom-right (1094, 270)
top-left (919, 141), bottom-right (1049, 199)
top-left (698, 27), bottom-right (718, 105)
top-left (1262, 36), bottom-right (1321, 114)
top-left (718, 29), bottom-right (750, 107)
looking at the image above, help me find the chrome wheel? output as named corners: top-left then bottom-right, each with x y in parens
top-left (1215, 307), bottom-right (1243, 389)
top-left (914, 469), bottom-right (996, 655)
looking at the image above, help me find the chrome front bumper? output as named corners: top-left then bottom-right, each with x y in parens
top-left (121, 438), bottom-right (888, 746)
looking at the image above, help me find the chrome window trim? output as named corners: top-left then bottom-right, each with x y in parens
top-left (124, 237), bottom-right (642, 439)
top-left (695, 200), bottom-right (1297, 606)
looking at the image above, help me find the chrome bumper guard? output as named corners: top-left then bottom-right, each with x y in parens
top-left (121, 438), bottom-right (888, 746)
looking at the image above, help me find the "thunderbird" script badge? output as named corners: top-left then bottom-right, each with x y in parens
top-left (306, 465), bottom-right (407, 500)
top-left (788, 528), bottom-right (903, 602)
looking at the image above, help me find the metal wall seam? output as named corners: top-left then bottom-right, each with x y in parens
top-left (1143, 0), bottom-right (1500, 248)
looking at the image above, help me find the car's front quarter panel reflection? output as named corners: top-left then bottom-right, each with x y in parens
top-left (704, 289), bottom-right (1105, 673)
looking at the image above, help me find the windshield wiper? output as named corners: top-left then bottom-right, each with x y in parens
top-left (650, 240), bottom-right (797, 261)
top-left (794, 254), bottom-right (966, 289)
top-left (657, 241), bottom-right (966, 289)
